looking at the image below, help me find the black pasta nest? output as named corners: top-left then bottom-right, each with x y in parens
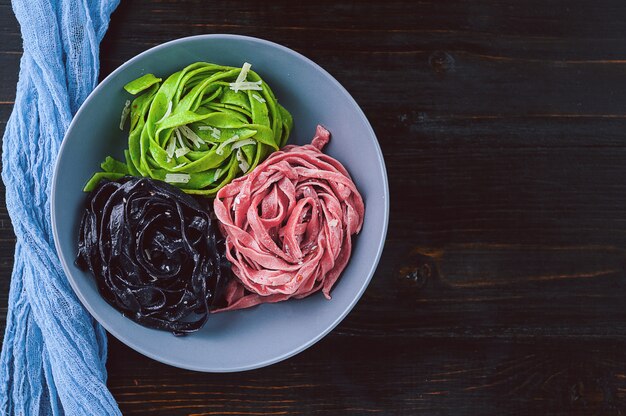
top-left (76, 176), bottom-right (229, 335)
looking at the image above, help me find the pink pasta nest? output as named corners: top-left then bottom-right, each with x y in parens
top-left (213, 125), bottom-right (365, 311)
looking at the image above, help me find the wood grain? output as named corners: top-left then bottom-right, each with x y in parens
top-left (3, 0), bottom-right (626, 414)
top-left (107, 336), bottom-right (626, 415)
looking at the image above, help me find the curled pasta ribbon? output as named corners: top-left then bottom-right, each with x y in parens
top-left (76, 176), bottom-right (230, 334)
top-left (213, 126), bottom-right (365, 311)
top-left (85, 62), bottom-right (293, 196)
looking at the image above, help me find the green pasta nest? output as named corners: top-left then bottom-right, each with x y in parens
top-left (85, 62), bottom-right (293, 196)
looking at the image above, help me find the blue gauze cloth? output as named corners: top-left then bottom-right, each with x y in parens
top-left (0, 0), bottom-right (122, 414)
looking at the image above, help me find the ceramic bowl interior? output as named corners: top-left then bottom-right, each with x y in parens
top-left (52, 34), bottom-right (388, 371)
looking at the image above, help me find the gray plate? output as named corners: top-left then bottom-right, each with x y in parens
top-left (51, 34), bottom-right (389, 372)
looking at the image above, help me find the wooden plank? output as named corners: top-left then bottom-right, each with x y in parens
top-left (107, 336), bottom-right (626, 415)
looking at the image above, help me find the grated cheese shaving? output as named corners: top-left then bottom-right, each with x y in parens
top-left (235, 62), bottom-right (251, 85)
top-left (329, 219), bottom-right (339, 227)
top-left (174, 127), bottom-right (184, 148)
top-left (229, 62), bottom-right (254, 92)
top-left (213, 168), bottom-right (222, 182)
top-left (165, 135), bottom-right (176, 158)
top-left (175, 147), bottom-right (190, 158)
top-left (229, 80), bottom-right (263, 91)
top-left (236, 148), bottom-right (250, 173)
top-left (215, 134), bottom-right (240, 155)
top-left (179, 125), bottom-right (203, 148)
top-left (252, 94), bottom-right (266, 103)
top-left (165, 173), bottom-right (190, 184)
top-left (119, 100), bottom-right (131, 130)
top-left (231, 139), bottom-right (256, 150)
top-left (199, 125), bottom-right (221, 139)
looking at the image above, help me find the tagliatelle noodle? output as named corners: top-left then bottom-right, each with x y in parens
top-left (213, 126), bottom-right (364, 311)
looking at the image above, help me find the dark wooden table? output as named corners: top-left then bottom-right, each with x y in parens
top-left (4, 1), bottom-right (626, 414)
